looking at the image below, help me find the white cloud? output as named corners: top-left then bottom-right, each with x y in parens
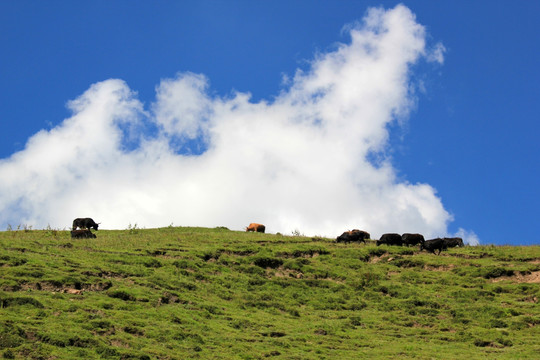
top-left (452, 228), bottom-right (480, 246)
top-left (0, 5), bottom-right (476, 241)
top-left (152, 72), bottom-right (211, 139)
top-left (427, 42), bottom-right (447, 64)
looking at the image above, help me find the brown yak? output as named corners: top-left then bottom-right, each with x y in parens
top-left (246, 223), bottom-right (265, 233)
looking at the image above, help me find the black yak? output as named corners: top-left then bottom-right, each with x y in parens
top-left (70, 229), bottom-right (96, 239)
top-left (72, 218), bottom-right (99, 231)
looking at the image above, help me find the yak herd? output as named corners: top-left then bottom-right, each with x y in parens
top-left (70, 218), bottom-right (463, 255)
top-left (244, 224), bottom-right (463, 255)
top-left (336, 229), bottom-right (464, 255)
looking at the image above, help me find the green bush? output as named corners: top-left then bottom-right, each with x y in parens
top-left (368, 247), bottom-right (387, 257)
top-left (253, 257), bottom-right (283, 269)
top-left (143, 258), bottom-right (162, 268)
top-left (482, 267), bottom-right (514, 279)
top-left (0, 294), bottom-right (44, 308)
top-left (393, 257), bottom-right (425, 268)
top-left (107, 290), bottom-right (136, 301)
top-left (2, 349), bottom-right (15, 359)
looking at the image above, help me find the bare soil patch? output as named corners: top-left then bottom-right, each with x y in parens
top-left (424, 264), bottom-right (456, 271)
top-left (18, 280), bottom-right (112, 293)
top-left (491, 271), bottom-right (540, 284)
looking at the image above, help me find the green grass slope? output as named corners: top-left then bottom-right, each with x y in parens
top-left (0, 227), bottom-right (539, 359)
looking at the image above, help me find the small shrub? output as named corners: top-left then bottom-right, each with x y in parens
top-left (146, 249), bottom-right (167, 256)
top-left (37, 332), bottom-right (70, 347)
top-left (230, 319), bottom-right (254, 330)
top-left (203, 304), bottom-right (223, 315)
top-left (303, 279), bottom-right (331, 288)
top-left (489, 319), bottom-right (508, 328)
top-left (248, 277), bottom-right (266, 286)
top-left (283, 259), bottom-right (305, 271)
top-left (45, 224), bottom-right (59, 237)
top-left (291, 229), bottom-right (304, 237)
top-left (483, 267), bottom-right (514, 279)
top-left (200, 251), bottom-right (221, 262)
top-left (0, 295), bottom-right (44, 308)
top-left (123, 326), bottom-right (145, 336)
top-left (492, 285), bottom-right (508, 294)
top-left (368, 248), bottom-right (386, 257)
top-left (402, 248), bottom-right (415, 255)
top-left (253, 257), bottom-right (283, 269)
top-left (96, 346), bottom-right (120, 357)
top-left (288, 308), bottom-right (301, 317)
top-left (352, 271), bottom-right (381, 289)
top-left (108, 290), bottom-right (136, 301)
top-left (474, 339), bottom-right (491, 347)
top-left (406, 298), bottom-right (442, 309)
top-left (498, 338), bottom-right (513, 347)
top-left (173, 331), bottom-right (205, 344)
top-left (345, 301), bottom-right (367, 311)
top-left (177, 281), bottom-right (197, 291)
top-left (518, 316), bottom-right (540, 327)
top-left (143, 258), bottom-right (162, 268)
top-left (9, 257), bottom-right (27, 266)
top-left (393, 257), bottom-right (424, 268)
top-left (173, 260), bottom-right (189, 268)
top-left (349, 316), bottom-right (363, 327)
top-left (0, 327), bottom-right (24, 348)
top-left (89, 320), bottom-right (114, 330)
top-left (280, 248), bottom-right (330, 258)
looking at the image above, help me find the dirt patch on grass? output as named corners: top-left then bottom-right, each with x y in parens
top-left (271, 268), bottom-right (304, 279)
top-left (491, 271), bottom-right (540, 284)
top-left (18, 281), bottom-right (112, 293)
top-left (370, 256), bottom-right (387, 264)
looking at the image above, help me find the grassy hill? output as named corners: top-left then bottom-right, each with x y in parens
top-left (0, 227), bottom-right (539, 359)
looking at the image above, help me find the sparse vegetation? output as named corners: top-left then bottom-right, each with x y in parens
top-left (0, 227), bottom-right (538, 359)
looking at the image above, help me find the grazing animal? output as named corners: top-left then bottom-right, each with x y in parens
top-left (402, 233), bottom-right (425, 247)
top-left (246, 223), bottom-right (265, 233)
top-left (443, 237), bottom-right (464, 248)
top-left (336, 229), bottom-right (370, 244)
top-left (72, 218), bottom-right (99, 231)
top-left (376, 233), bottom-right (403, 246)
top-left (70, 229), bottom-right (96, 239)
top-left (420, 238), bottom-right (447, 255)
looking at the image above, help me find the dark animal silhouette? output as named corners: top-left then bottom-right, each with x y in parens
top-left (246, 223), bottom-right (265, 233)
top-left (72, 218), bottom-right (99, 231)
top-left (402, 233), bottom-right (425, 247)
top-left (336, 229), bottom-right (370, 244)
top-left (420, 238), bottom-right (447, 255)
top-left (71, 229), bottom-right (96, 239)
top-left (376, 233), bottom-right (403, 246)
top-left (443, 237), bottom-right (464, 247)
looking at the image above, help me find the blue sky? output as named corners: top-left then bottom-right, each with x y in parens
top-left (0, 1), bottom-right (538, 245)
